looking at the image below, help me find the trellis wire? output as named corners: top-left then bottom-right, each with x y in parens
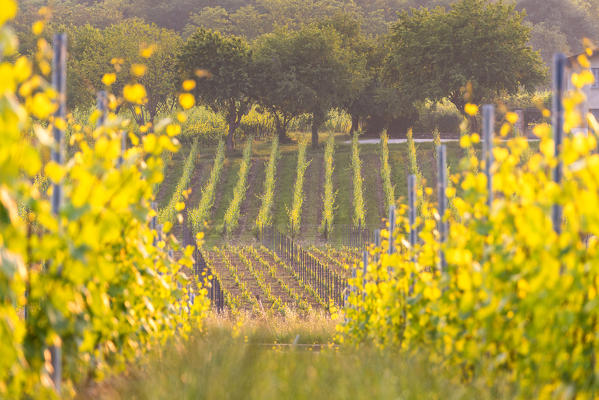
top-left (263, 226), bottom-right (347, 307)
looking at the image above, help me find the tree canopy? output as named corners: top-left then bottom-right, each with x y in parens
top-left (16, 0), bottom-right (599, 71)
top-left (252, 25), bottom-right (352, 145)
top-left (11, 0), bottom-right (558, 139)
top-left (64, 19), bottom-right (181, 124)
top-left (179, 28), bottom-right (253, 150)
top-left (385, 0), bottom-right (546, 113)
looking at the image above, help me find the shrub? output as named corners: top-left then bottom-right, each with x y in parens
top-left (415, 99), bottom-right (462, 134)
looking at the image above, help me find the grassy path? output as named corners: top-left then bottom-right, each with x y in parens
top-left (185, 159), bottom-right (210, 211)
top-left (83, 313), bottom-right (498, 399)
top-left (235, 159), bottom-right (266, 240)
top-left (331, 144), bottom-right (352, 245)
top-left (360, 145), bottom-right (384, 229)
top-left (272, 149), bottom-right (297, 234)
top-left (204, 158), bottom-right (237, 244)
top-left (155, 146), bottom-right (191, 209)
top-left (389, 143), bottom-right (409, 203)
top-left (299, 148), bottom-right (324, 242)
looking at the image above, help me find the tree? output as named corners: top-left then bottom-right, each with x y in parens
top-left (183, 7), bottom-right (232, 38)
top-left (179, 28), bottom-right (253, 150)
top-left (252, 25), bottom-right (351, 146)
top-left (229, 5), bottom-right (273, 39)
top-left (529, 22), bottom-right (571, 67)
top-left (62, 19), bottom-right (181, 120)
top-left (517, 0), bottom-right (599, 54)
top-left (385, 0), bottom-right (546, 116)
top-left (65, 24), bottom-right (109, 109)
top-left (102, 19), bottom-right (182, 125)
top-left (318, 14), bottom-right (376, 134)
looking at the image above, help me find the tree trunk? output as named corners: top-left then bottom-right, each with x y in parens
top-left (311, 118), bottom-right (319, 148)
top-left (129, 104), bottom-right (145, 127)
top-left (311, 110), bottom-right (325, 148)
top-left (277, 124), bottom-right (290, 143)
top-left (350, 114), bottom-right (359, 134)
top-left (226, 121), bottom-right (237, 152)
top-left (274, 114), bottom-right (291, 143)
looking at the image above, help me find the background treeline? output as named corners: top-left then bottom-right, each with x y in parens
top-left (16, 0), bottom-right (599, 61)
top-left (13, 0), bottom-right (587, 142)
top-left (15, 0), bottom-right (599, 55)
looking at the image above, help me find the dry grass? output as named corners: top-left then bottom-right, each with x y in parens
top-left (202, 308), bottom-right (338, 344)
top-left (78, 310), bottom-right (510, 400)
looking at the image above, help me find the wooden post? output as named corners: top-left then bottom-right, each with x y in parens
top-left (408, 174), bottom-right (417, 294)
top-left (96, 91), bottom-right (108, 127)
top-left (352, 263), bottom-right (357, 303)
top-left (51, 34), bottom-right (66, 217)
top-left (437, 145), bottom-right (447, 272)
top-left (362, 250), bottom-right (368, 300)
top-left (552, 53), bottom-right (567, 235)
top-left (483, 104), bottom-right (494, 210)
top-left (408, 175), bottom-right (417, 255)
top-left (374, 229), bottom-right (381, 262)
top-left (151, 201), bottom-right (157, 246)
top-left (50, 32), bottom-right (67, 396)
top-left (121, 127), bottom-right (127, 165)
top-left (388, 205), bottom-right (396, 254)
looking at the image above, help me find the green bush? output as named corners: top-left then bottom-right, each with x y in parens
top-left (180, 106), bottom-right (227, 141)
top-left (239, 106), bottom-right (276, 138)
top-left (415, 99), bottom-right (462, 134)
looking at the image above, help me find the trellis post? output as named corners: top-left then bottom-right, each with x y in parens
top-left (483, 104), bottom-right (494, 210)
top-left (408, 174), bottom-right (417, 257)
top-left (50, 32), bottom-right (67, 396)
top-left (552, 53), bottom-right (567, 235)
top-left (362, 251), bottom-right (368, 300)
top-left (374, 229), bottom-right (381, 262)
top-left (96, 90), bottom-right (108, 127)
top-left (437, 145), bottom-right (448, 272)
top-left (388, 205), bottom-right (396, 254)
